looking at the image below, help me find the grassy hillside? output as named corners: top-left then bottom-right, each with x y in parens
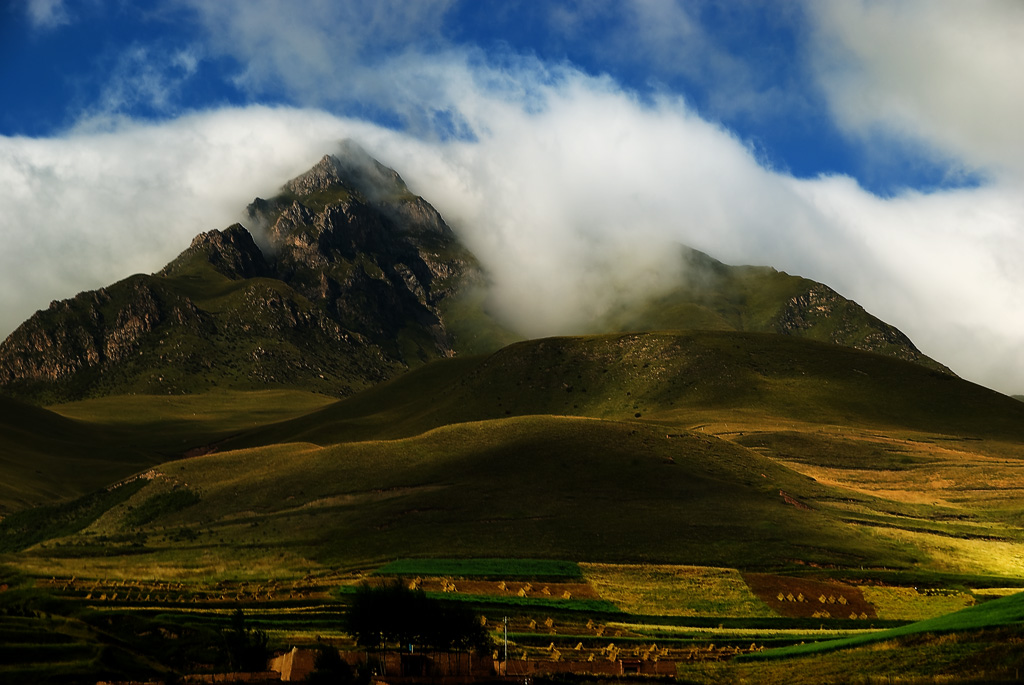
top-left (10, 415), bottom-right (917, 579)
top-left (3, 329), bottom-right (1023, 586)
top-left (605, 247), bottom-right (950, 372)
top-left (0, 390), bottom-right (334, 516)
top-left (0, 396), bottom-right (163, 514)
top-left (6, 329), bottom-right (1021, 581)
top-left (224, 331), bottom-right (1024, 450)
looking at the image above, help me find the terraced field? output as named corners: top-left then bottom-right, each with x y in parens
top-left (6, 558), bottom-right (1023, 683)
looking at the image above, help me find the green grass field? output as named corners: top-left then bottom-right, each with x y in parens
top-left (740, 589), bottom-right (1024, 661)
top-left (9, 414), bottom-right (929, 578)
top-left (375, 558), bottom-right (582, 579)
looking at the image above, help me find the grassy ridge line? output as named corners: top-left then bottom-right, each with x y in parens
top-left (50, 389), bottom-right (337, 453)
top-left (741, 591), bottom-right (1024, 661)
top-left (224, 331), bottom-right (1024, 453)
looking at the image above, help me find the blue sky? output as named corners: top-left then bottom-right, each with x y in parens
top-left (1, 0), bottom-right (1023, 392)
top-left (0, 0), bottom-right (978, 193)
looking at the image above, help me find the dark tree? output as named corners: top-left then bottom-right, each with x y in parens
top-left (223, 607), bottom-right (270, 672)
top-left (343, 579), bottom-right (492, 675)
top-left (308, 643), bottom-right (370, 685)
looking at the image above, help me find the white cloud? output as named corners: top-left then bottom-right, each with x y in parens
top-left (176, 0), bottom-right (457, 120)
top-left (807, 0), bottom-right (1024, 180)
top-left (25, 0), bottom-right (69, 29)
top-left (74, 45), bottom-right (203, 129)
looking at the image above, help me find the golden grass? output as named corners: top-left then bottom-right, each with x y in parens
top-left (581, 563), bottom-right (775, 618)
top-left (8, 545), bottom-right (322, 582)
top-left (972, 587), bottom-right (1024, 598)
top-left (863, 526), bottom-right (1024, 578)
top-left (861, 586), bottom-right (974, 621)
top-left (780, 454), bottom-right (1024, 510)
top-left (50, 390), bottom-right (335, 434)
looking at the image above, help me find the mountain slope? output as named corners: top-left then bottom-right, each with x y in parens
top-left (223, 330), bottom-right (1024, 450)
top-left (605, 247), bottom-right (950, 373)
top-left (0, 144), bottom-right (511, 404)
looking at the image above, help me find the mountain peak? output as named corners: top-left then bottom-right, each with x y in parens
top-left (282, 154), bottom-right (349, 197)
top-left (281, 141), bottom-right (411, 202)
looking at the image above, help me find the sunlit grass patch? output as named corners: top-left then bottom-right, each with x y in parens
top-left (864, 526), bottom-right (1024, 579)
top-left (862, 586), bottom-right (974, 621)
top-left (582, 563), bottom-right (775, 618)
top-left (376, 558), bottom-right (582, 579)
top-left (741, 589), bottom-right (1024, 662)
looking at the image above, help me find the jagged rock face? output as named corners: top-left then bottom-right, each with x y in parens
top-left (160, 224), bottom-right (270, 280)
top-left (0, 146), bottom-right (482, 403)
top-left (772, 283), bottom-right (938, 368)
top-left (250, 151), bottom-right (475, 361)
top-left (0, 277), bottom-right (216, 395)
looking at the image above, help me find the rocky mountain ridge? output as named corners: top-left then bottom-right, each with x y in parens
top-left (0, 145), bottom-right (491, 403)
top-left (0, 144), bottom-right (952, 404)
top-left (606, 246), bottom-right (951, 374)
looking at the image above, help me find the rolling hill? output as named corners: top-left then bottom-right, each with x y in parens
top-left (219, 330), bottom-right (1024, 450)
top-left (5, 330), bottom-right (1022, 584)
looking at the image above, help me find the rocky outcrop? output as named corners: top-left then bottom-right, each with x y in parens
top-left (772, 284), bottom-right (950, 372)
top-left (283, 154), bottom-right (349, 197)
top-left (160, 224), bottom-right (270, 280)
top-left (251, 148), bottom-right (476, 362)
top-left (0, 277), bottom-right (212, 388)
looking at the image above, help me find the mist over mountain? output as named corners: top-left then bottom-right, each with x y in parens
top-left (0, 145), bottom-right (949, 403)
top-left (0, 144), bottom-right (507, 403)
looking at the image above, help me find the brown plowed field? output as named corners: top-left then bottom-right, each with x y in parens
top-left (743, 573), bottom-right (877, 620)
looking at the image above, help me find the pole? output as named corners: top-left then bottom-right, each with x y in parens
top-left (504, 616), bottom-right (508, 675)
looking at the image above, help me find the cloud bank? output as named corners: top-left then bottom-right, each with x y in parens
top-left (1, 0), bottom-right (1022, 395)
top-left (807, 0), bottom-right (1024, 182)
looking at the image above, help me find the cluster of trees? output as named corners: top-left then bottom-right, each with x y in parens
top-left (309, 644), bottom-right (371, 685)
top-left (223, 607), bottom-right (271, 671)
top-left (343, 580), bottom-right (491, 672)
